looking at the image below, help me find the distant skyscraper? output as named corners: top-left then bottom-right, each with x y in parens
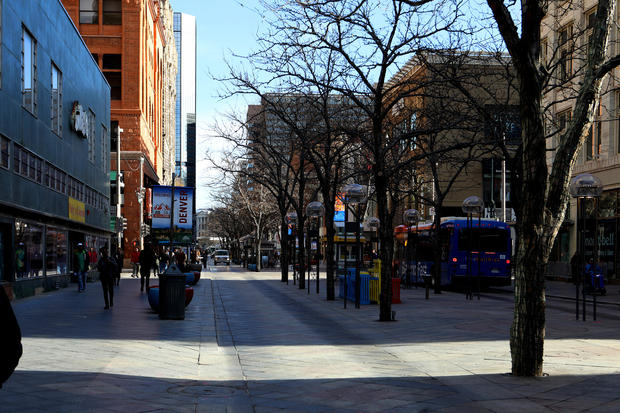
top-left (173, 12), bottom-right (196, 188)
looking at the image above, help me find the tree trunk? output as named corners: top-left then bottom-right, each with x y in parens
top-left (510, 75), bottom-right (547, 376)
top-left (510, 237), bottom-right (546, 376)
top-left (376, 174), bottom-right (394, 321)
top-left (324, 201), bottom-right (336, 300)
top-left (297, 215), bottom-right (306, 290)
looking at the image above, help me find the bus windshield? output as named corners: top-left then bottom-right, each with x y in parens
top-left (457, 228), bottom-right (509, 253)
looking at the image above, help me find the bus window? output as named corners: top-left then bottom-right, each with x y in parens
top-left (458, 228), bottom-right (509, 252)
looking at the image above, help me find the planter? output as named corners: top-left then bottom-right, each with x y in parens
top-left (147, 285), bottom-right (160, 312)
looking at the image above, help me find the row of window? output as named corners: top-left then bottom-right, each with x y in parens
top-left (0, 136), bottom-right (108, 211)
top-left (20, 26), bottom-right (108, 171)
top-left (80, 0), bottom-right (122, 25)
top-left (540, 7), bottom-right (598, 83)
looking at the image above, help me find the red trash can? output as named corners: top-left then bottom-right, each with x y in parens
top-left (391, 278), bottom-right (401, 304)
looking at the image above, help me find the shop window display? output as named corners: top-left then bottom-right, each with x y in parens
top-left (15, 220), bottom-right (44, 278)
top-left (46, 227), bottom-right (68, 275)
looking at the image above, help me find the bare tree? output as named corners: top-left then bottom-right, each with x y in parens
top-left (257, 0), bottom-right (473, 321)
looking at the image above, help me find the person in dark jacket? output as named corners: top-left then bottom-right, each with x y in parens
top-left (113, 247), bottom-right (123, 286)
top-left (139, 243), bottom-right (156, 292)
top-left (0, 286), bottom-right (22, 388)
top-left (97, 246), bottom-right (116, 309)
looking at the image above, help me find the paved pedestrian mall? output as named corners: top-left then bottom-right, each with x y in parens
top-left (2, 266), bottom-right (620, 412)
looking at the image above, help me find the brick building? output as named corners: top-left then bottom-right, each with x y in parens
top-left (61, 0), bottom-right (177, 262)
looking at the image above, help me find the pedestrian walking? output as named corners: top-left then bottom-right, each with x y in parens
top-left (0, 286), bottom-right (22, 388)
top-left (88, 247), bottom-right (98, 270)
top-left (175, 248), bottom-right (187, 272)
top-left (114, 247), bottom-right (123, 286)
top-left (159, 248), bottom-right (170, 274)
top-left (130, 246), bottom-right (140, 278)
top-left (139, 243), bottom-right (156, 292)
top-left (96, 246), bottom-right (116, 309)
top-left (74, 243), bottom-right (89, 292)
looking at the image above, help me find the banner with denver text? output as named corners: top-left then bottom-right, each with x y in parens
top-left (150, 186), bottom-right (194, 243)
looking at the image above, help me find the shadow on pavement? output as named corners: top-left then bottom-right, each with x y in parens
top-left (1, 370), bottom-right (619, 412)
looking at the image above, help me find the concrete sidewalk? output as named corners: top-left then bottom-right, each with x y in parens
top-left (1, 266), bottom-right (620, 412)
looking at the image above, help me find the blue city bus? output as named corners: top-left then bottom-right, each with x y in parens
top-left (394, 217), bottom-right (512, 287)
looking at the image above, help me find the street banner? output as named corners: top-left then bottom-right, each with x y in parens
top-left (173, 187), bottom-right (193, 243)
top-left (152, 186), bottom-right (172, 229)
top-left (334, 192), bottom-right (345, 222)
top-left (150, 186), bottom-right (194, 243)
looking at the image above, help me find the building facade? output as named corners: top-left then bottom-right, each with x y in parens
top-left (61, 0), bottom-right (178, 261)
top-left (542, 0), bottom-right (620, 280)
top-left (172, 12), bottom-right (196, 189)
top-left (385, 53), bottom-right (519, 224)
top-left (161, 1), bottom-right (177, 186)
top-left (0, 0), bottom-right (111, 298)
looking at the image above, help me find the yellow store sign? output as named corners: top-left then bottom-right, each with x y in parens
top-left (69, 197), bottom-right (85, 223)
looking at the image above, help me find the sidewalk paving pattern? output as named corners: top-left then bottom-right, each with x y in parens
top-left (2, 267), bottom-right (620, 412)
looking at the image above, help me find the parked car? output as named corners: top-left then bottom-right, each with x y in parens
top-left (212, 249), bottom-right (230, 266)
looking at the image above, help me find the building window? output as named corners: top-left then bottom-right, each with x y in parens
top-left (88, 110), bottom-right (95, 163)
top-left (103, 54), bottom-right (121, 70)
top-left (553, 109), bottom-right (571, 155)
top-left (68, 176), bottom-right (85, 201)
top-left (15, 220), bottom-right (44, 279)
top-left (1, 135), bottom-right (9, 169)
top-left (13, 145), bottom-right (42, 184)
top-left (51, 63), bottom-right (62, 136)
top-left (586, 122), bottom-right (601, 161)
top-left (104, 72), bottom-right (121, 100)
top-left (79, 0), bottom-right (98, 24)
top-left (91, 53), bottom-right (99, 66)
top-left (103, 0), bottom-right (122, 25)
top-left (101, 124), bottom-right (108, 172)
top-left (45, 227), bottom-right (68, 276)
top-left (46, 163), bottom-right (67, 194)
top-left (540, 38), bottom-right (548, 66)
top-left (557, 109), bottom-right (571, 132)
top-left (110, 120), bottom-right (119, 151)
top-left (22, 27), bottom-right (37, 114)
top-left (558, 24), bottom-right (573, 82)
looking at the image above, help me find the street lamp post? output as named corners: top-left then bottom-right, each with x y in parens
top-left (306, 201), bottom-right (325, 295)
top-left (403, 209), bottom-right (419, 289)
top-left (136, 155), bottom-right (145, 250)
top-left (285, 211), bottom-right (298, 286)
top-left (462, 195), bottom-right (483, 300)
top-left (569, 173), bottom-right (603, 321)
top-left (116, 127), bottom-right (123, 248)
top-left (342, 183), bottom-right (366, 309)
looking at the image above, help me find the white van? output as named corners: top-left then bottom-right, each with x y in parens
top-left (212, 249), bottom-right (230, 266)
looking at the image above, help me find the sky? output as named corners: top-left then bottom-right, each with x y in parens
top-left (169, 0), bottom-right (263, 210)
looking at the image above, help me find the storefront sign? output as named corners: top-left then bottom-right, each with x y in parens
top-left (70, 102), bottom-right (89, 139)
top-left (68, 197), bottom-right (85, 223)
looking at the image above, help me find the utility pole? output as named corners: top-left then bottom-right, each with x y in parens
top-left (138, 155), bottom-right (145, 249)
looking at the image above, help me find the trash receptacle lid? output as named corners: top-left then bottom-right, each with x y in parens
top-left (164, 264), bottom-right (184, 275)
